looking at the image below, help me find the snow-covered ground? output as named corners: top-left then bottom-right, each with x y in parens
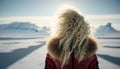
top-left (0, 33), bottom-right (120, 69)
top-left (0, 33), bottom-right (49, 69)
top-left (97, 38), bottom-right (120, 69)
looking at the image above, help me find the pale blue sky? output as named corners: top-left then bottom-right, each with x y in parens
top-left (0, 0), bottom-right (120, 30)
top-left (0, 0), bottom-right (120, 16)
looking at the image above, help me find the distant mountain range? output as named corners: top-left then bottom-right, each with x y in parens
top-left (0, 22), bottom-right (119, 35)
top-left (0, 22), bottom-right (50, 34)
top-left (96, 23), bottom-right (120, 33)
top-left (95, 23), bottom-right (120, 37)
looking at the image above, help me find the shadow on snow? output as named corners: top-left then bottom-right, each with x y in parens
top-left (97, 54), bottom-right (120, 66)
top-left (103, 46), bottom-right (120, 48)
top-left (0, 42), bottom-right (45, 69)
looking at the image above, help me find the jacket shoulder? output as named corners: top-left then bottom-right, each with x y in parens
top-left (47, 38), bottom-right (61, 60)
top-left (86, 38), bottom-right (98, 57)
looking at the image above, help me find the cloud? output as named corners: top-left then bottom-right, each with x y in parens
top-left (86, 14), bottom-right (120, 20)
top-left (0, 16), bottom-right (54, 27)
top-left (0, 16), bottom-right (51, 23)
top-left (0, 14), bottom-right (120, 28)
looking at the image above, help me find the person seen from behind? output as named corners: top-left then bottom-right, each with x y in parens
top-left (45, 8), bottom-right (99, 69)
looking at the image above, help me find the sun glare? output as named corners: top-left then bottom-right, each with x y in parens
top-left (55, 4), bottom-right (80, 16)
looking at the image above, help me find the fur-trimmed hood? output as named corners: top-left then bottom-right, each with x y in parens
top-left (47, 37), bottom-right (98, 61)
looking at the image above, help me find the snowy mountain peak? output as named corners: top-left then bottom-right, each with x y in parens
top-left (6, 22), bottom-right (39, 30)
top-left (106, 22), bottom-right (111, 26)
top-left (96, 22), bottom-right (118, 33)
top-left (0, 22), bottom-right (51, 34)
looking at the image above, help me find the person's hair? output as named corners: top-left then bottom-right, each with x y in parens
top-left (52, 8), bottom-right (90, 67)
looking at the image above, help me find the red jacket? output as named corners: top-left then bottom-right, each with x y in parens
top-left (45, 38), bottom-right (99, 69)
top-left (45, 53), bottom-right (99, 69)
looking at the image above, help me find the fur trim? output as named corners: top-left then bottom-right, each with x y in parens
top-left (47, 37), bottom-right (98, 61)
top-left (85, 38), bottom-right (98, 58)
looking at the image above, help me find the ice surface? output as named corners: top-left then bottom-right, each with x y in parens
top-left (0, 33), bottom-right (48, 69)
top-left (97, 39), bottom-right (120, 69)
top-left (0, 33), bottom-right (120, 69)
